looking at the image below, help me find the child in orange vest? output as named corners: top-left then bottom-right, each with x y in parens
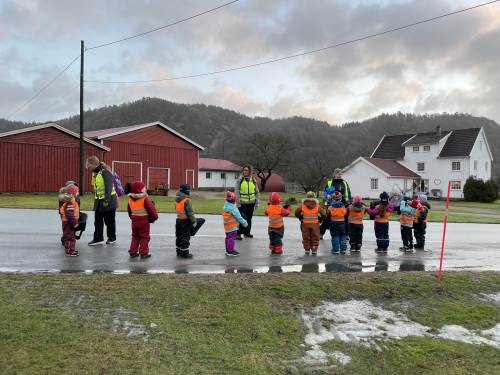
top-left (399, 197), bottom-right (418, 252)
top-left (348, 194), bottom-right (366, 252)
top-left (59, 184), bottom-right (80, 257)
top-left (366, 192), bottom-right (394, 253)
top-left (222, 191), bottom-right (248, 256)
top-left (127, 181), bottom-right (158, 259)
top-left (294, 191), bottom-right (326, 255)
top-left (265, 192), bottom-right (291, 254)
top-left (175, 184), bottom-right (198, 259)
top-left (414, 194), bottom-right (430, 250)
top-left (328, 191), bottom-right (348, 254)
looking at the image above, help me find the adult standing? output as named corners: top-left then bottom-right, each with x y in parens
top-left (320, 168), bottom-right (352, 238)
top-left (86, 156), bottom-right (118, 246)
top-left (235, 165), bottom-right (260, 240)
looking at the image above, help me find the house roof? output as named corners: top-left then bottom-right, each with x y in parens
top-left (403, 131), bottom-right (451, 146)
top-left (0, 122), bottom-right (110, 151)
top-left (367, 158), bottom-right (421, 178)
top-left (371, 134), bottom-right (414, 159)
top-left (438, 128), bottom-right (481, 158)
top-left (199, 158), bottom-right (241, 171)
top-left (85, 121), bottom-right (205, 150)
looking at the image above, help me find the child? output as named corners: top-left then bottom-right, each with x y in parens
top-left (367, 192), bottom-right (394, 253)
top-left (59, 184), bottom-right (80, 257)
top-left (348, 194), bottom-right (366, 252)
top-left (175, 184), bottom-right (197, 259)
top-left (295, 191), bottom-right (326, 255)
top-left (413, 194), bottom-right (430, 250)
top-left (399, 198), bottom-right (418, 252)
top-left (264, 192), bottom-right (291, 254)
top-left (222, 191), bottom-right (248, 256)
top-left (127, 181), bottom-right (158, 259)
top-left (59, 181), bottom-right (80, 245)
top-left (328, 191), bottom-right (347, 254)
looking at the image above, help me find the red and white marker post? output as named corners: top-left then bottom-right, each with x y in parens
top-left (438, 181), bottom-right (452, 281)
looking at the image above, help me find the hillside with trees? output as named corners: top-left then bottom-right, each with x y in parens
top-left (1, 97), bottom-right (499, 191)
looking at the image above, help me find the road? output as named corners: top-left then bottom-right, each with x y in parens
top-left (1, 208), bottom-right (498, 274)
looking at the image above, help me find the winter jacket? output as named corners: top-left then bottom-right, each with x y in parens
top-left (400, 200), bottom-right (416, 227)
top-left (127, 192), bottom-right (159, 223)
top-left (294, 198), bottom-right (326, 223)
top-left (265, 204), bottom-right (291, 229)
top-left (327, 201), bottom-right (347, 222)
top-left (60, 198), bottom-right (79, 226)
top-left (323, 179), bottom-right (352, 203)
top-left (92, 164), bottom-right (118, 212)
top-left (235, 176), bottom-right (260, 206)
top-left (222, 202), bottom-right (248, 233)
top-left (348, 202), bottom-right (366, 224)
top-left (175, 191), bottom-right (196, 224)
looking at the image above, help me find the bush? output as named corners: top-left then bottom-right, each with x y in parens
top-left (463, 177), bottom-right (499, 202)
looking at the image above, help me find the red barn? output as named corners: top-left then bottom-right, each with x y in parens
top-left (0, 123), bottom-right (109, 193)
top-left (85, 121), bottom-right (204, 190)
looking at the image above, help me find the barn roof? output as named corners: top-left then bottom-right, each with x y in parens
top-left (199, 158), bottom-right (241, 171)
top-left (0, 122), bottom-right (110, 151)
top-left (85, 121), bottom-right (204, 150)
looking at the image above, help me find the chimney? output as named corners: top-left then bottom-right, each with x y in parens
top-left (436, 125), bottom-right (442, 136)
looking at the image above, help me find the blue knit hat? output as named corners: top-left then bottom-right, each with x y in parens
top-left (179, 183), bottom-right (191, 194)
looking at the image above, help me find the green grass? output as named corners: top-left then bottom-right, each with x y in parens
top-left (0, 193), bottom-right (499, 223)
top-left (0, 272), bottom-right (499, 374)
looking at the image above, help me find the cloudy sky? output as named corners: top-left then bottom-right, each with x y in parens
top-left (1, 0), bottom-right (500, 125)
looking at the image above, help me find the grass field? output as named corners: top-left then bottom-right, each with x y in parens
top-left (0, 192), bottom-right (499, 223)
top-left (1, 272), bottom-right (499, 374)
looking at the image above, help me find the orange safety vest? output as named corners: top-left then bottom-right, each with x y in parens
top-left (267, 205), bottom-right (284, 228)
top-left (415, 207), bottom-right (428, 224)
top-left (328, 206), bottom-right (346, 222)
top-left (374, 207), bottom-right (391, 223)
top-left (222, 211), bottom-right (239, 231)
top-left (175, 198), bottom-right (190, 220)
top-left (400, 212), bottom-right (414, 226)
top-left (302, 204), bottom-right (319, 224)
top-left (348, 208), bottom-right (365, 224)
top-left (129, 197), bottom-right (147, 217)
top-left (59, 199), bottom-right (80, 222)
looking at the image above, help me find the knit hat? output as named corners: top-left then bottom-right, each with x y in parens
top-left (179, 183), bottom-right (191, 194)
top-left (353, 194), bottom-right (362, 203)
top-left (333, 191), bottom-right (342, 201)
top-left (411, 199), bottom-right (419, 209)
top-left (65, 184), bottom-right (79, 197)
top-left (418, 194), bottom-right (428, 203)
top-left (306, 191), bottom-right (316, 199)
top-left (226, 191), bottom-right (236, 203)
top-left (269, 192), bottom-right (280, 204)
top-left (64, 180), bottom-right (76, 187)
top-left (379, 191), bottom-right (389, 204)
top-left (131, 181), bottom-right (145, 194)
top-left (334, 168), bottom-right (342, 175)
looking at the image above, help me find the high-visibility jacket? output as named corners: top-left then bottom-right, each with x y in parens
top-left (128, 197), bottom-right (147, 217)
top-left (239, 178), bottom-right (257, 203)
top-left (267, 205), bottom-right (285, 228)
top-left (414, 207), bottom-right (428, 224)
top-left (222, 211), bottom-right (239, 232)
top-left (59, 199), bottom-right (80, 223)
top-left (176, 198), bottom-right (190, 220)
top-left (328, 206), bottom-right (347, 222)
top-left (348, 208), bottom-right (365, 224)
top-left (301, 204), bottom-right (320, 224)
top-left (400, 212), bottom-right (414, 226)
top-left (326, 179), bottom-right (350, 201)
top-left (375, 211), bottom-right (391, 223)
top-left (92, 171), bottom-right (116, 200)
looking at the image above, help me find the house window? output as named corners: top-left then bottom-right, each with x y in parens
top-left (412, 146), bottom-right (420, 152)
top-left (450, 180), bottom-right (461, 190)
top-left (452, 161), bottom-right (461, 171)
top-left (234, 173), bottom-right (240, 180)
top-left (423, 145), bottom-right (431, 152)
top-left (474, 160), bottom-right (478, 171)
top-left (221, 172), bottom-right (226, 180)
top-left (370, 178), bottom-right (379, 190)
top-left (205, 172), bottom-right (212, 179)
top-left (417, 162), bottom-right (425, 172)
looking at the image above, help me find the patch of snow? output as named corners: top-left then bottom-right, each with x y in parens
top-left (482, 292), bottom-right (500, 304)
top-left (332, 351), bottom-right (351, 365)
top-left (482, 324), bottom-right (500, 345)
top-left (438, 325), bottom-right (500, 348)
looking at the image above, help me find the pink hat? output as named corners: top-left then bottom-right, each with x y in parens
top-left (353, 194), bottom-right (362, 203)
top-left (269, 192), bottom-right (280, 204)
top-left (131, 181), bottom-right (145, 194)
top-left (65, 184), bottom-right (79, 197)
top-left (226, 191), bottom-right (236, 203)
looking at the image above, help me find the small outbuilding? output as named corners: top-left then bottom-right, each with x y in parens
top-left (198, 158), bottom-right (241, 190)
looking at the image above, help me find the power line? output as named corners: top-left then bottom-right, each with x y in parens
top-left (86, 0), bottom-right (241, 50)
top-left (85, 0), bottom-right (500, 84)
top-left (6, 54), bottom-right (81, 120)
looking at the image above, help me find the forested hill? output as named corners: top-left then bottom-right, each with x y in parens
top-left (1, 97), bottom-right (499, 180)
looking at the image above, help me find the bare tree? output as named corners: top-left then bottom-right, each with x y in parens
top-left (285, 148), bottom-right (333, 194)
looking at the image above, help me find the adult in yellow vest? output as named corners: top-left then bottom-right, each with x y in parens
top-left (235, 165), bottom-right (260, 240)
top-left (86, 156), bottom-right (118, 246)
top-left (320, 168), bottom-right (352, 239)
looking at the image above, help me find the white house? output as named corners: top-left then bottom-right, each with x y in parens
top-left (198, 158), bottom-right (241, 190)
top-left (343, 127), bottom-right (493, 199)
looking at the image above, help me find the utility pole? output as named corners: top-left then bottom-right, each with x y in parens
top-left (79, 40), bottom-right (85, 195)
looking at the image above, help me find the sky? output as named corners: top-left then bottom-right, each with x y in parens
top-left (1, 0), bottom-right (500, 125)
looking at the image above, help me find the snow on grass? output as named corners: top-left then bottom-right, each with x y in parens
top-left (482, 292), bottom-right (500, 304)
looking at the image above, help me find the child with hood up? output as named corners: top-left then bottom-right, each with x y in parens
top-left (413, 194), bottom-right (431, 250)
top-left (265, 192), bottom-right (291, 254)
top-left (174, 184), bottom-right (197, 259)
top-left (328, 191), bottom-right (348, 254)
top-left (399, 197), bottom-right (418, 252)
top-left (366, 192), bottom-right (394, 253)
top-left (295, 191), bottom-right (326, 255)
top-left (58, 184), bottom-right (80, 257)
top-left (222, 191), bottom-right (248, 256)
top-left (127, 181), bottom-right (158, 259)
top-left (347, 194), bottom-right (366, 252)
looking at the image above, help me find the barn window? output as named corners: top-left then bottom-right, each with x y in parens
top-left (206, 172), bottom-right (212, 179)
top-left (452, 161), bottom-right (461, 171)
top-left (450, 180), bottom-right (461, 190)
top-left (370, 178), bottom-right (379, 190)
top-left (417, 162), bottom-right (425, 172)
top-left (221, 172), bottom-right (226, 180)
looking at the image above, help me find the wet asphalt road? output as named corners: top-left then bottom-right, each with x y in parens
top-left (1, 208), bottom-right (499, 274)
